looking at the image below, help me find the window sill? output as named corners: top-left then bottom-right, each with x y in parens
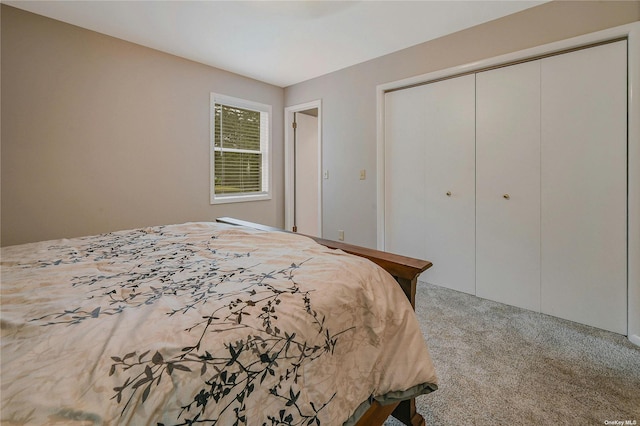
top-left (210, 193), bottom-right (271, 205)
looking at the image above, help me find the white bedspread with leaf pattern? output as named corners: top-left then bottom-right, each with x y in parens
top-left (1, 222), bottom-right (437, 425)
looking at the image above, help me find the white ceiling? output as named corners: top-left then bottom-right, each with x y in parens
top-left (6, 1), bottom-right (545, 87)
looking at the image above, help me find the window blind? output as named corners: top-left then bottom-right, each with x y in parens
top-left (213, 104), bottom-right (267, 195)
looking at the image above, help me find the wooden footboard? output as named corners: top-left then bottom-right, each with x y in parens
top-left (216, 217), bottom-right (432, 426)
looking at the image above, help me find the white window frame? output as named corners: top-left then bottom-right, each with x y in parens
top-left (210, 93), bottom-right (272, 204)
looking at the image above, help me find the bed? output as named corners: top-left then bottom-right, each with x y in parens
top-left (0, 218), bottom-right (437, 425)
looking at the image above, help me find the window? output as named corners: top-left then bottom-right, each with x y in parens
top-left (210, 94), bottom-right (271, 204)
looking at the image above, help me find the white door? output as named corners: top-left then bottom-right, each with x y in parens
top-left (384, 88), bottom-right (427, 260)
top-left (384, 75), bottom-right (475, 291)
top-left (294, 111), bottom-right (320, 236)
top-left (540, 41), bottom-right (627, 334)
top-left (476, 61), bottom-right (541, 312)
top-left (420, 75), bottom-right (476, 294)
top-left (285, 101), bottom-right (322, 237)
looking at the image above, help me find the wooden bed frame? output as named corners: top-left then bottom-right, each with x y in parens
top-left (216, 217), bottom-right (433, 426)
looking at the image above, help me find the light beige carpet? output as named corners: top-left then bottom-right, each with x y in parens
top-left (386, 283), bottom-right (640, 426)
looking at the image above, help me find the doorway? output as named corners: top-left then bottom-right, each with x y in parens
top-left (284, 100), bottom-right (322, 237)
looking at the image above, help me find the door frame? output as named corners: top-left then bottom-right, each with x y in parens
top-left (284, 100), bottom-right (323, 236)
top-left (376, 22), bottom-right (640, 345)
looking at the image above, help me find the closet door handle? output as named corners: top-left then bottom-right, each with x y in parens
top-left (503, 194), bottom-right (510, 200)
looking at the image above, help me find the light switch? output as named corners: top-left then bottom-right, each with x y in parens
top-left (323, 170), bottom-right (329, 179)
top-left (360, 169), bottom-right (366, 180)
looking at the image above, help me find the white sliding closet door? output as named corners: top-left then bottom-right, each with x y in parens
top-left (384, 88), bottom-right (427, 260)
top-left (384, 76), bottom-right (475, 291)
top-left (420, 75), bottom-right (476, 293)
top-left (476, 61), bottom-right (541, 312)
top-left (540, 41), bottom-right (627, 334)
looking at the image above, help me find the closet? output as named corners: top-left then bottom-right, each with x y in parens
top-left (384, 40), bottom-right (627, 334)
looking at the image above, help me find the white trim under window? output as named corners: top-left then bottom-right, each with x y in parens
top-left (210, 93), bottom-right (272, 204)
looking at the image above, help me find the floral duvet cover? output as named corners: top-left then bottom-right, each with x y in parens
top-left (1, 222), bottom-right (437, 425)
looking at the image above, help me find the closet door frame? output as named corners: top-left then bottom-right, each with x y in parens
top-left (376, 22), bottom-right (640, 346)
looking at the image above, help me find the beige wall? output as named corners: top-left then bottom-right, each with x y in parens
top-left (3, 2), bottom-right (639, 248)
top-left (284, 0), bottom-right (640, 248)
top-left (1, 5), bottom-right (285, 246)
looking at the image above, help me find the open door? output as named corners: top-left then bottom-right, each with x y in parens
top-left (285, 101), bottom-right (322, 237)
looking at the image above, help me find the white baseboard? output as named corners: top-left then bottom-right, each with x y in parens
top-left (628, 334), bottom-right (640, 347)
